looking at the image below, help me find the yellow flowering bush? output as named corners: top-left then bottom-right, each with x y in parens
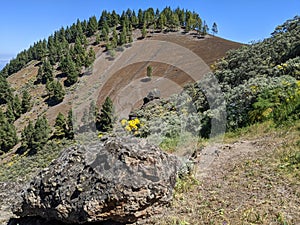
top-left (121, 118), bottom-right (142, 136)
top-left (98, 132), bottom-right (103, 138)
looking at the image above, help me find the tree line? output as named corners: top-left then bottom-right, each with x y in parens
top-left (0, 7), bottom-right (218, 154)
top-left (0, 7), bottom-right (216, 78)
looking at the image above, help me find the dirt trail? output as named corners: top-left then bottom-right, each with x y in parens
top-left (146, 133), bottom-right (300, 224)
top-left (197, 139), bottom-right (265, 179)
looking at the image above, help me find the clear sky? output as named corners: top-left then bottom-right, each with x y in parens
top-left (0, 0), bottom-right (299, 69)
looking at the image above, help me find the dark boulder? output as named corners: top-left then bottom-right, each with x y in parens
top-left (14, 136), bottom-right (181, 224)
top-left (143, 89), bottom-right (161, 105)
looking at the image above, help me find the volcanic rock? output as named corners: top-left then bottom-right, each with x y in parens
top-left (14, 136), bottom-right (181, 224)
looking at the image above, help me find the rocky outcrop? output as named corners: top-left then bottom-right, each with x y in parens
top-left (143, 89), bottom-right (161, 105)
top-left (14, 136), bottom-right (181, 224)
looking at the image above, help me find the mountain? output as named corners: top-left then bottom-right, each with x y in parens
top-left (0, 8), bottom-right (299, 225)
top-left (0, 7), bottom-right (242, 156)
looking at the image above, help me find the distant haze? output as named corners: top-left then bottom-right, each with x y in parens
top-left (0, 54), bottom-right (13, 70)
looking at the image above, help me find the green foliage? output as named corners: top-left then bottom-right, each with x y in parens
top-left (0, 74), bottom-right (13, 104)
top-left (0, 139), bottom-right (72, 182)
top-left (85, 47), bottom-right (96, 68)
top-left (142, 23), bottom-right (147, 38)
top-left (66, 109), bottom-right (74, 139)
top-left (60, 54), bottom-right (79, 86)
top-left (96, 97), bottom-right (115, 132)
top-left (209, 16), bottom-right (300, 129)
top-left (72, 36), bottom-right (86, 68)
top-left (0, 7), bottom-right (206, 79)
top-left (146, 65), bottom-right (152, 78)
top-left (21, 89), bottom-right (32, 113)
top-left (250, 78), bottom-right (300, 124)
top-left (22, 116), bottom-right (51, 154)
top-left (53, 113), bottom-right (74, 139)
top-left (118, 28), bottom-right (127, 46)
top-left (87, 16), bottom-right (98, 37)
top-left (36, 60), bottom-right (54, 84)
top-left (111, 27), bottom-right (118, 48)
top-left (5, 104), bottom-right (15, 123)
top-left (5, 94), bottom-right (22, 122)
top-left (174, 174), bottom-right (199, 194)
top-left (46, 80), bottom-right (65, 104)
top-left (0, 109), bottom-right (18, 153)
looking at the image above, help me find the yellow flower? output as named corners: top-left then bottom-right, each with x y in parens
top-left (262, 108), bottom-right (273, 118)
top-left (277, 65), bottom-right (283, 70)
top-left (125, 125), bottom-right (131, 131)
top-left (121, 119), bottom-right (127, 127)
top-left (134, 118), bottom-right (140, 125)
top-left (98, 133), bottom-right (103, 138)
top-left (282, 81), bottom-right (290, 86)
top-left (7, 161), bottom-right (14, 167)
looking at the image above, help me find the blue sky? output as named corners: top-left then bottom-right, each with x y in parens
top-left (0, 0), bottom-right (300, 69)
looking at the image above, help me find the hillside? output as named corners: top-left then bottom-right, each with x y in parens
top-left (0, 7), bottom-right (299, 225)
top-left (0, 7), bottom-right (241, 154)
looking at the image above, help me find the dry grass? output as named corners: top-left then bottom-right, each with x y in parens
top-left (145, 121), bottom-right (300, 225)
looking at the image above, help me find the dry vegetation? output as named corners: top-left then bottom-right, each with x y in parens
top-left (146, 121), bottom-right (300, 225)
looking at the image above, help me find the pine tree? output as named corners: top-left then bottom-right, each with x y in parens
top-left (138, 9), bottom-right (144, 27)
top-left (87, 16), bottom-right (98, 37)
top-left (96, 97), bottom-right (115, 132)
top-left (101, 26), bottom-right (109, 42)
top-left (111, 27), bottom-right (118, 48)
top-left (11, 94), bottom-right (22, 119)
top-left (175, 8), bottom-right (185, 26)
top-left (36, 66), bottom-right (44, 84)
top-left (111, 10), bottom-right (119, 27)
top-left (73, 36), bottom-right (86, 67)
top-left (195, 18), bottom-right (203, 35)
top-left (95, 33), bottom-right (101, 45)
top-left (66, 109), bottom-right (74, 139)
top-left (0, 75), bottom-right (13, 104)
top-left (212, 22), bottom-right (218, 36)
top-left (185, 11), bottom-right (193, 32)
top-left (131, 10), bottom-right (138, 27)
top-left (81, 19), bottom-right (88, 34)
top-left (119, 29), bottom-right (127, 45)
top-left (147, 65), bottom-right (153, 79)
top-left (99, 10), bottom-right (108, 28)
top-left (31, 115), bottom-right (51, 153)
top-left (85, 47), bottom-right (96, 68)
top-left (61, 54), bottom-right (79, 86)
top-left (37, 60), bottom-right (53, 84)
top-left (5, 104), bottom-right (15, 123)
top-left (202, 21), bottom-right (209, 36)
top-left (142, 23), bottom-right (147, 38)
top-left (47, 35), bottom-right (57, 65)
top-left (21, 90), bottom-right (31, 113)
top-left (0, 109), bottom-right (18, 152)
top-left (158, 13), bottom-right (167, 31)
top-left (171, 13), bottom-right (180, 31)
top-left (46, 80), bottom-right (65, 104)
top-left (21, 120), bottom-right (35, 150)
top-left (103, 21), bottom-right (110, 36)
top-left (54, 112), bottom-right (67, 139)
